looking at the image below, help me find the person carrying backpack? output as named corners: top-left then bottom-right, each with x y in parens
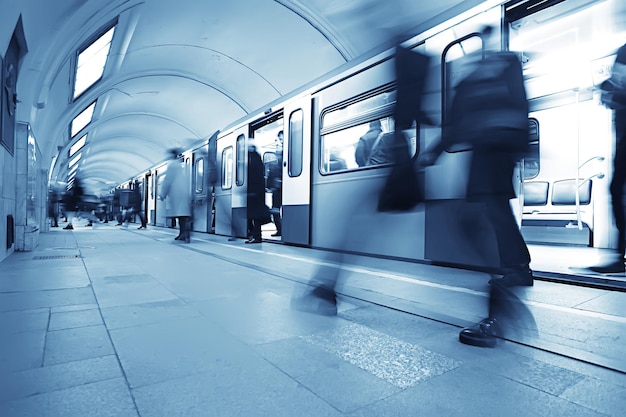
top-left (418, 26), bottom-right (533, 347)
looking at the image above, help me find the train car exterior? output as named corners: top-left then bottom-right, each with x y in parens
top-left (116, 0), bottom-right (626, 272)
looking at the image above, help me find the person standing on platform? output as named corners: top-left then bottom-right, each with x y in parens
top-left (127, 180), bottom-right (147, 229)
top-left (61, 177), bottom-right (84, 230)
top-left (267, 131), bottom-right (283, 237)
top-left (246, 140), bottom-right (269, 244)
top-left (48, 188), bottom-right (60, 227)
top-left (159, 148), bottom-right (191, 243)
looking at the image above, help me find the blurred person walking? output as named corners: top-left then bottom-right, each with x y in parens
top-left (291, 43), bottom-right (430, 315)
top-left (587, 42), bottom-right (626, 273)
top-left (419, 26), bottom-right (535, 347)
top-left (61, 177), bottom-right (84, 230)
top-left (125, 180), bottom-right (147, 229)
top-left (159, 148), bottom-right (192, 243)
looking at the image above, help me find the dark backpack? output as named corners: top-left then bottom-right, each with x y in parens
top-left (445, 52), bottom-right (529, 155)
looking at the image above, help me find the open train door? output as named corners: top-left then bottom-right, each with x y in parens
top-left (214, 127), bottom-right (247, 237)
top-left (230, 128), bottom-right (249, 238)
top-left (281, 98), bottom-right (312, 245)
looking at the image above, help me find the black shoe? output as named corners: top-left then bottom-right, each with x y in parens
top-left (245, 238), bottom-right (262, 244)
top-left (459, 317), bottom-right (500, 348)
top-left (588, 261), bottom-right (625, 274)
top-left (489, 270), bottom-right (533, 287)
top-left (291, 285), bottom-right (337, 316)
top-left (63, 224), bottom-right (74, 230)
top-left (137, 226), bottom-right (146, 229)
top-left (174, 235), bottom-right (181, 240)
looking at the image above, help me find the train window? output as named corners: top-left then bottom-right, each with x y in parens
top-left (442, 33), bottom-right (484, 153)
top-left (235, 134), bottom-right (245, 186)
top-left (323, 91), bottom-right (396, 128)
top-left (194, 157), bottom-right (204, 194)
top-left (524, 118), bottom-right (540, 179)
top-left (289, 109), bottom-right (303, 177)
top-left (320, 115), bottom-right (416, 174)
top-left (222, 146), bottom-right (233, 190)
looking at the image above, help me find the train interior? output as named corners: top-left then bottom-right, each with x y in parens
top-left (512, 0), bottom-right (625, 283)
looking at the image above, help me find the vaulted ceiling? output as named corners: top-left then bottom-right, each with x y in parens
top-left (7, 0), bottom-right (481, 196)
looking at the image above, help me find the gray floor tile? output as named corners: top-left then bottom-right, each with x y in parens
top-left (0, 377), bottom-right (138, 417)
top-left (2, 355), bottom-right (122, 401)
top-left (90, 274), bottom-right (179, 308)
top-left (504, 357), bottom-right (586, 396)
top-left (109, 317), bottom-right (260, 388)
top-left (0, 330), bottom-right (46, 373)
top-left (133, 368), bottom-right (342, 417)
top-left (0, 267), bottom-right (90, 292)
top-left (255, 337), bottom-right (346, 379)
top-left (0, 308), bottom-right (49, 334)
top-left (44, 325), bottom-right (115, 366)
top-left (0, 287), bottom-right (96, 313)
top-left (295, 359), bottom-right (401, 413)
top-left (191, 290), bottom-right (342, 345)
top-left (101, 299), bottom-right (202, 330)
top-left (347, 365), bottom-right (607, 417)
top-left (561, 377), bottom-right (626, 416)
top-left (50, 303), bottom-right (99, 313)
top-left (48, 308), bottom-right (103, 331)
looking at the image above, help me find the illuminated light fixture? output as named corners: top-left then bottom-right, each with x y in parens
top-left (70, 102), bottom-right (95, 137)
top-left (69, 153), bottom-right (82, 168)
top-left (73, 25), bottom-right (116, 99)
top-left (69, 134), bottom-right (87, 157)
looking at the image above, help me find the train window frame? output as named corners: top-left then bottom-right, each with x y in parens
top-left (194, 157), bottom-right (204, 194)
top-left (319, 87), bottom-right (417, 175)
top-left (441, 32), bottom-right (485, 153)
top-left (288, 109), bottom-right (303, 177)
top-left (222, 146), bottom-right (233, 190)
top-left (523, 118), bottom-right (540, 179)
top-left (235, 134), bottom-right (245, 186)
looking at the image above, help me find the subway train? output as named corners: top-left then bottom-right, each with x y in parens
top-left (115, 0), bottom-right (625, 272)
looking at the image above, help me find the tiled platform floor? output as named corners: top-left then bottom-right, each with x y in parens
top-left (1, 221), bottom-right (625, 416)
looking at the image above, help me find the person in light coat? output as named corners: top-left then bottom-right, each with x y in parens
top-left (159, 148), bottom-right (192, 242)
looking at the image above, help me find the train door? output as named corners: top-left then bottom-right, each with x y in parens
top-left (282, 98), bottom-right (312, 245)
top-left (146, 171), bottom-right (156, 225)
top-left (231, 129), bottom-right (249, 238)
top-left (249, 112), bottom-right (284, 241)
top-left (214, 127), bottom-right (246, 237)
top-left (191, 144), bottom-right (210, 232)
top-left (507, 0), bottom-right (624, 250)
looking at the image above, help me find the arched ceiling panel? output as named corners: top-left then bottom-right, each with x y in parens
top-left (9, 0), bottom-right (481, 196)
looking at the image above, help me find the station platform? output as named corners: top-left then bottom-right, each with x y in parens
top-left (1, 220), bottom-right (625, 416)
